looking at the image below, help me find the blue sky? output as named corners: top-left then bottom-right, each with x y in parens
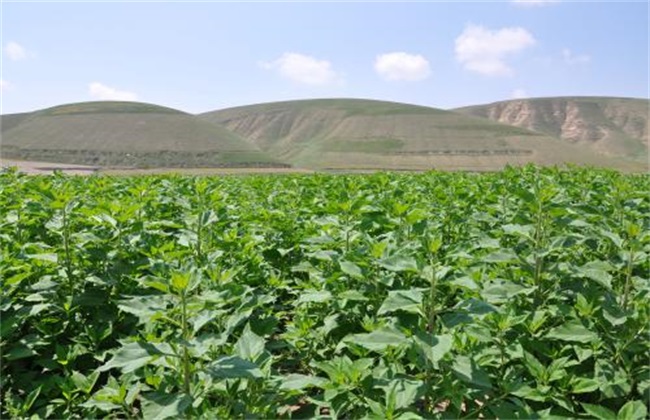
top-left (1, 1), bottom-right (648, 114)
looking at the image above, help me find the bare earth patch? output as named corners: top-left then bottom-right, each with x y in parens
top-left (1, 159), bottom-right (99, 175)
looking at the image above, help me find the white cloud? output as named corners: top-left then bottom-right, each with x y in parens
top-left (260, 52), bottom-right (342, 85)
top-left (562, 48), bottom-right (590, 65)
top-left (88, 82), bottom-right (138, 101)
top-left (511, 0), bottom-right (560, 7)
top-left (511, 88), bottom-right (528, 99)
top-left (455, 24), bottom-right (536, 77)
top-left (374, 52), bottom-right (431, 82)
top-left (0, 79), bottom-right (11, 92)
top-left (5, 41), bottom-right (30, 61)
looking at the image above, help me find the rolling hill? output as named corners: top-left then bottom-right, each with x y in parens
top-left (455, 97), bottom-right (648, 162)
top-left (199, 98), bottom-right (636, 171)
top-left (2, 97), bottom-right (646, 172)
top-left (1, 101), bottom-right (283, 168)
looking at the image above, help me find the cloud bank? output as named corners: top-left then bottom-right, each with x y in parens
top-left (374, 52), bottom-right (431, 82)
top-left (455, 24), bottom-right (536, 76)
top-left (261, 53), bottom-right (342, 86)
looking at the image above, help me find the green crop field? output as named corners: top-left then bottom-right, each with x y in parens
top-left (1, 166), bottom-right (649, 419)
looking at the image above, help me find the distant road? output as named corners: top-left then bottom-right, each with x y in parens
top-left (0, 159), bottom-right (313, 176)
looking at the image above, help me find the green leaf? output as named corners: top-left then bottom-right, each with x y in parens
top-left (545, 320), bottom-right (598, 343)
top-left (99, 342), bottom-right (176, 373)
top-left (22, 385), bottom-right (42, 412)
top-left (451, 355), bottom-right (492, 389)
top-left (481, 249), bottom-right (518, 263)
top-left (279, 374), bottom-right (328, 391)
top-left (377, 289), bottom-right (424, 316)
top-left (343, 328), bottom-right (408, 353)
top-left (595, 359), bottom-right (632, 399)
top-left (412, 333), bottom-right (452, 365)
top-left (190, 309), bottom-right (221, 335)
top-left (206, 356), bottom-right (263, 379)
top-left (18, 303), bottom-right (51, 318)
top-left (576, 261), bottom-right (614, 290)
top-left (481, 282), bottom-right (531, 305)
top-left (571, 377), bottom-right (600, 394)
top-left (338, 290), bottom-right (368, 301)
top-left (71, 370), bottom-right (100, 394)
top-left (510, 384), bottom-right (547, 402)
top-left (340, 261), bottom-right (363, 279)
top-left (378, 254), bottom-right (418, 272)
top-left (27, 253), bottom-right (58, 264)
top-left (118, 295), bottom-right (170, 324)
top-left (4, 271), bottom-right (31, 287)
top-left (235, 324), bottom-right (265, 362)
top-left (523, 351), bottom-right (545, 380)
top-left (295, 290), bottom-right (332, 305)
top-left (602, 298), bottom-right (628, 327)
top-left (5, 343), bottom-right (38, 361)
top-left (449, 276), bottom-right (479, 290)
top-left (395, 412), bottom-right (424, 420)
top-left (581, 403), bottom-right (616, 420)
top-left (502, 224), bottom-right (534, 240)
top-left (618, 400), bottom-right (647, 420)
top-left (380, 378), bottom-right (423, 411)
top-left (141, 392), bottom-right (192, 420)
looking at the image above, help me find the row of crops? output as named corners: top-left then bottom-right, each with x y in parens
top-left (1, 166), bottom-right (649, 419)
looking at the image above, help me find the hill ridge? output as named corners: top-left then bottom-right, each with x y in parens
top-left (1, 101), bottom-right (282, 168)
top-left (200, 98), bottom-right (637, 170)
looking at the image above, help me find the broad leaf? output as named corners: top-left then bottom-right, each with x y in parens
top-left (618, 400), bottom-right (647, 420)
top-left (141, 392), bottom-right (192, 420)
top-left (378, 254), bottom-right (418, 272)
top-left (377, 289), bottom-right (424, 316)
top-left (545, 320), bottom-right (598, 343)
top-left (99, 342), bottom-right (176, 373)
top-left (343, 328), bottom-right (408, 352)
top-left (235, 324), bottom-right (265, 362)
top-left (279, 374), bottom-right (328, 391)
top-left (340, 261), bottom-right (363, 279)
top-left (581, 403), bottom-right (616, 420)
top-left (412, 333), bottom-right (452, 365)
top-left (206, 356), bottom-right (263, 379)
top-left (451, 355), bottom-right (492, 389)
top-left (295, 290), bottom-right (332, 305)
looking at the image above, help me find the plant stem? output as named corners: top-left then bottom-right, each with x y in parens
top-left (533, 200), bottom-right (544, 287)
top-left (180, 290), bottom-right (191, 395)
top-left (62, 204), bottom-right (74, 291)
top-left (622, 246), bottom-right (634, 310)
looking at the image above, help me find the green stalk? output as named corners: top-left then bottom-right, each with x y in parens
top-left (180, 290), bottom-right (191, 395)
top-left (62, 205), bottom-right (74, 292)
top-left (196, 214), bottom-right (203, 263)
top-left (428, 270), bottom-right (437, 334)
top-left (622, 246), bottom-right (634, 310)
top-left (424, 249), bottom-right (438, 414)
top-left (533, 197), bottom-right (544, 288)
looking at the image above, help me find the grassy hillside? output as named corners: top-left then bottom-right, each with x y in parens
top-left (1, 112), bottom-right (32, 132)
top-left (455, 97), bottom-right (649, 162)
top-left (200, 98), bottom-right (637, 171)
top-left (1, 101), bottom-right (283, 168)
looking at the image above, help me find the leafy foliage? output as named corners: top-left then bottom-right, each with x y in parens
top-left (1, 165), bottom-right (648, 418)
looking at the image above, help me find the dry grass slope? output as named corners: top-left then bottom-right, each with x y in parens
top-left (1, 101), bottom-right (283, 168)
